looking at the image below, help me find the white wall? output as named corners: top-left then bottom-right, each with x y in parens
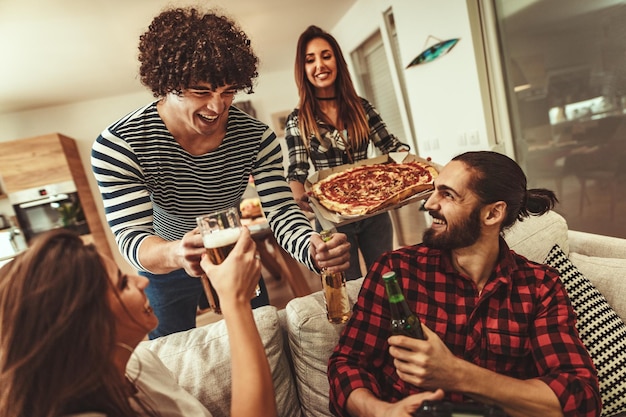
top-left (395, 1), bottom-right (491, 163)
top-left (333, 0), bottom-right (492, 164)
top-left (0, 0), bottom-right (493, 271)
top-left (249, 68), bottom-right (299, 126)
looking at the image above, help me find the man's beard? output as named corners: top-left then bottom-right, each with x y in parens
top-left (422, 206), bottom-right (482, 250)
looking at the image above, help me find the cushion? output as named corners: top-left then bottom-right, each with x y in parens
top-left (140, 306), bottom-right (302, 417)
top-left (285, 278), bottom-right (363, 417)
top-left (504, 210), bottom-right (569, 263)
top-left (569, 230), bottom-right (626, 259)
top-left (545, 245), bottom-right (626, 417)
top-left (570, 252), bottom-right (626, 324)
top-left (128, 347), bottom-right (214, 416)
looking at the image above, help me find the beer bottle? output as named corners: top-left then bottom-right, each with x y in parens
top-left (320, 230), bottom-right (351, 324)
top-left (383, 271), bottom-right (425, 339)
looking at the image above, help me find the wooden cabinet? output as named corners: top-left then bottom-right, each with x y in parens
top-left (0, 134), bottom-right (75, 192)
top-left (0, 133), bottom-right (113, 258)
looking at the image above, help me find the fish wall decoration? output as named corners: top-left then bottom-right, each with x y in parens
top-left (407, 37), bottom-right (460, 68)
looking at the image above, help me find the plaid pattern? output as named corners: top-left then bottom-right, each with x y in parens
top-left (285, 98), bottom-right (409, 184)
top-left (328, 238), bottom-right (601, 417)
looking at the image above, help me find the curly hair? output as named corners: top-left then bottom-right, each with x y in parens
top-left (138, 7), bottom-right (258, 97)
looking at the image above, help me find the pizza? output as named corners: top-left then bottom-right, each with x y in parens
top-left (309, 160), bottom-right (438, 216)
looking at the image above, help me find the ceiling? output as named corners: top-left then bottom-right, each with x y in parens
top-left (0, 0), bottom-right (357, 114)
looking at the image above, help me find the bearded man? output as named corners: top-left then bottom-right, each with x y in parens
top-left (328, 151), bottom-right (601, 417)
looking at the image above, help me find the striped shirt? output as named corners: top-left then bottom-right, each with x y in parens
top-left (91, 102), bottom-right (315, 272)
top-left (285, 97), bottom-right (410, 184)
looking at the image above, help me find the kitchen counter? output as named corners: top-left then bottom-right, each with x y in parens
top-left (0, 227), bottom-right (27, 263)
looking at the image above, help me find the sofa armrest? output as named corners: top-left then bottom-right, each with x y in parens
top-left (568, 230), bottom-right (626, 259)
top-left (567, 230), bottom-right (626, 324)
top-left (285, 278), bottom-right (364, 417)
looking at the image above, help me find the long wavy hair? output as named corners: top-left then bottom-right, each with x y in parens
top-left (0, 229), bottom-right (143, 417)
top-left (453, 151), bottom-right (558, 231)
top-left (139, 7), bottom-right (258, 96)
top-left (294, 25), bottom-right (369, 149)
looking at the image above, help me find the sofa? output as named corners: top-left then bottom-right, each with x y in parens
top-left (140, 211), bottom-right (626, 417)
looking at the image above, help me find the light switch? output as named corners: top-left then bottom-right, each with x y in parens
top-left (468, 130), bottom-right (479, 145)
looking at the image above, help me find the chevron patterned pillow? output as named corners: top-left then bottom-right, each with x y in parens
top-left (545, 244), bottom-right (626, 417)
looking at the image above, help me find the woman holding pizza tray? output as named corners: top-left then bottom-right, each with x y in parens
top-left (285, 25), bottom-right (411, 280)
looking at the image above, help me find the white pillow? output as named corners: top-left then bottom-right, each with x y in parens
top-left (545, 245), bottom-right (626, 417)
top-left (140, 306), bottom-right (302, 417)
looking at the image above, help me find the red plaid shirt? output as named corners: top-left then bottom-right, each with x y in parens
top-left (328, 238), bottom-right (601, 417)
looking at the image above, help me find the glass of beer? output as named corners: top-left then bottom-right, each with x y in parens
top-left (196, 207), bottom-right (260, 314)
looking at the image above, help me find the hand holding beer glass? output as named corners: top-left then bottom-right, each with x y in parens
top-left (196, 207), bottom-right (261, 314)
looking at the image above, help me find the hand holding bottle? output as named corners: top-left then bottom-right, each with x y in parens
top-left (319, 229), bottom-right (351, 324)
top-left (388, 324), bottom-right (464, 393)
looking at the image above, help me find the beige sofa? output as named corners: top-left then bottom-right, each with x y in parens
top-left (141, 211), bottom-right (626, 417)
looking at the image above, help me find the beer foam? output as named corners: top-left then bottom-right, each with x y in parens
top-left (202, 227), bottom-right (241, 248)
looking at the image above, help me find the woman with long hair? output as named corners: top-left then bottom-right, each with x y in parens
top-left (285, 25), bottom-right (411, 280)
top-left (0, 227), bottom-right (277, 417)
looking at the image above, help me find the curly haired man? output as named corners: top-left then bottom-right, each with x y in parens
top-left (91, 7), bottom-right (350, 339)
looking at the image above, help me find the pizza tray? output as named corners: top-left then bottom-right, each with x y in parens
top-left (304, 153), bottom-right (440, 227)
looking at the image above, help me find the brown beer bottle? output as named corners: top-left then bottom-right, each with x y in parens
top-left (383, 271), bottom-right (425, 339)
top-left (320, 230), bottom-right (351, 324)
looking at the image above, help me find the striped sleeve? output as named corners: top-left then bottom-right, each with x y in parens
top-left (91, 123), bottom-right (154, 271)
top-left (253, 127), bottom-right (317, 271)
